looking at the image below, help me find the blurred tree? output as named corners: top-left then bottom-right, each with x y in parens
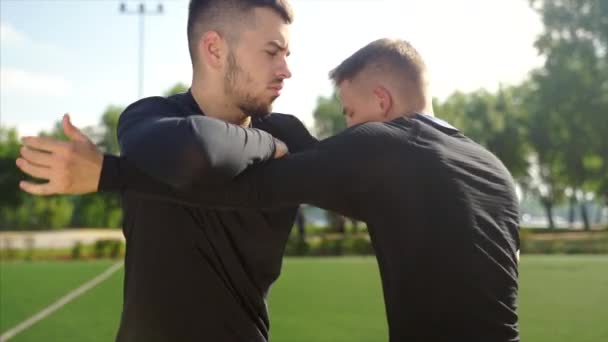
top-left (311, 93), bottom-right (354, 233)
top-left (529, 0), bottom-right (608, 229)
top-left (0, 127), bottom-right (22, 208)
top-left (99, 105), bottom-right (124, 154)
top-left (511, 77), bottom-right (566, 230)
top-left (313, 92), bottom-right (345, 139)
top-left (435, 85), bottom-right (530, 180)
top-left (0, 127), bottom-right (25, 229)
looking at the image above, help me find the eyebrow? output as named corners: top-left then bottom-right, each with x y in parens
top-left (267, 41), bottom-right (291, 56)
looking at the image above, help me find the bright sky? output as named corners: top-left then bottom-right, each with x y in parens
top-left (0, 0), bottom-right (544, 137)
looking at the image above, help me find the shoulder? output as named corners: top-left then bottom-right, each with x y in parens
top-left (254, 113), bottom-right (317, 152)
top-left (345, 118), bottom-right (419, 143)
top-left (122, 96), bottom-right (182, 117)
top-left (256, 112), bottom-right (308, 131)
top-left (118, 96), bottom-right (188, 131)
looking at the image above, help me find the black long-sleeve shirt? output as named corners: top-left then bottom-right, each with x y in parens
top-left (101, 111), bottom-right (521, 341)
top-left (108, 90), bottom-right (317, 342)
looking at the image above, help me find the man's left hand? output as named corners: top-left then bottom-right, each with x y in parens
top-left (16, 114), bottom-right (104, 195)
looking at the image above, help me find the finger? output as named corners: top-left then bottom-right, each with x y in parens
top-left (19, 181), bottom-right (55, 196)
top-left (274, 139), bottom-right (289, 158)
top-left (15, 157), bottom-right (52, 180)
top-left (63, 114), bottom-right (89, 143)
top-left (21, 136), bottom-right (69, 154)
top-left (20, 146), bottom-right (54, 167)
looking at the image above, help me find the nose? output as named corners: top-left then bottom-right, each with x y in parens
top-left (276, 58), bottom-right (292, 80)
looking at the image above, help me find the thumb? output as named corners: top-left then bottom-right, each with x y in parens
top-left (62, 114), bottom-right (89, 143)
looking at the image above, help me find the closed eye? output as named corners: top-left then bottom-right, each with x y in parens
top-left (266, 41), bottom-right (289, 57)
top-left (342, 108), bottom-right (353, 117)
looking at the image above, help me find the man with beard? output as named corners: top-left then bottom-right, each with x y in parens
top-left (17, 1), bottom-right (317, 341)
top-left (18, 38), bottom-right (520, 341)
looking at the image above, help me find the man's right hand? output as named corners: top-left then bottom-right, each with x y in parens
top-left (16, 114), bottom-right (104, 195)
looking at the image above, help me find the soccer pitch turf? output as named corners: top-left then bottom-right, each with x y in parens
top-left (1, 256), bottom-right (607, 342)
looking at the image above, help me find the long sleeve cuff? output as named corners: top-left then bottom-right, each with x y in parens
top-left (98, 154), bottom-right (123, 193)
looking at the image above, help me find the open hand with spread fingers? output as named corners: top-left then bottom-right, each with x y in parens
top-left (16, 114), bottom-right (104, 195)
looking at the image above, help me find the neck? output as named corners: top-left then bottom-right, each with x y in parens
top-left (397, 90), bottom-right (435, 118)
top-left (418, 101), bottom-right (435, 117)
top-left (191, 76), bottom-right (251, 127)
top-left (389, 101), bottom-right (434, 120)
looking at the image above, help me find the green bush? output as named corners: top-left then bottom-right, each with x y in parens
top-left (0, 238), bottom-right (18, 260)
top-left (315, 236), bottom-right (344, 256)
top-left (93, 239), bottom-right (123, 259)
top-left (109, 240), bottom-right (123, 259)
top-left (94, 240), bottom-right (108, 258)
top-left (71, 241), bottom-right (83, 260)
top-left (285, 234), bottom-right (375, 257)
top-left (521, 236), bottom-right (608, 254)
top-left (343, 236), bottom-right (374, 255)
top-left (284, 236), bottom-right (310, 256)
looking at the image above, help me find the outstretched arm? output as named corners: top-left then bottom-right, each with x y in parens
top-left (17, 106), bottom-right (380, 222)
top-left (16, 98), bottom-right (287, 194)
top-left (101, 123), bottom-right (389, 221)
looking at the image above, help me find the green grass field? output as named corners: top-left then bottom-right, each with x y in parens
top-left (0, 260), bottom-right (116, 333)
top-left (1, 256), bottom-right (607, 342)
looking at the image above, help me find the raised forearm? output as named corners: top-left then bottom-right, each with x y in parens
top-left (116, 98), bottom-right (276, 190)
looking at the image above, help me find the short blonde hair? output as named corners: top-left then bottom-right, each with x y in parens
top-left (329, 38), bottom-right (427, 88)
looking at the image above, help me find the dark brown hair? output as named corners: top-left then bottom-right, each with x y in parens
top-left (187, 0), bottom-right (294, 64)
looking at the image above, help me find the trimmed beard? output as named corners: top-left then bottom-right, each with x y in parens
top-left (224, 52), bottom-right (274, 118)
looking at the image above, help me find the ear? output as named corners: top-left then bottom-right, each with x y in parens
top-left (373, 86), bottom-right (393, 116)
top-left (199, 31), bottom-right (226, 70)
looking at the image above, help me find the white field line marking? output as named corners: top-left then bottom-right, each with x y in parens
top-left (0, 261), bottom-right (123, 341)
